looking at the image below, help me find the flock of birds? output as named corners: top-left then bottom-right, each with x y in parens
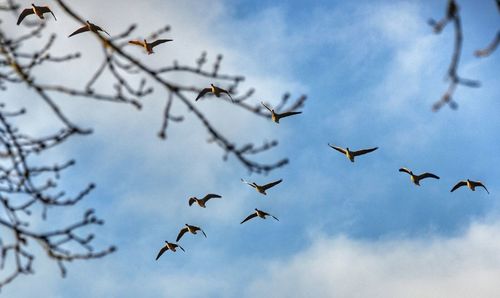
top-left (15, 3), bottom-right (490, 261)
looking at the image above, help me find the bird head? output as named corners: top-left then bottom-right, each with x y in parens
top-left (210, 83), bottom-right (215, 87)
top-left (185, 223), bottom-right (189, 227)
top-left (346, 147), bottom-right (350, 151)
top-left (143, 39), bottom-right (147, 44)
top-left (86, 20), bottom-right (91, 25)
top-left (31, 3), bottom-right (36, 7)
top-left (254, 208), bottom-right (259, 211)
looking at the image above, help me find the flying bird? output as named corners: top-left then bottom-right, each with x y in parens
top-left (155, 241), bottom-right (185, 260)
top-left (260, 102), bottom-right (302, 123)
top-left (188, 193), bottom-right (222, 208)
top-left (176, 224), bottom-right (207, 242)
top-left (240, 178), bottom-right (282, 195)
top-left (398, 168), bottom-right (440, 186)
top-left (195, 84), bottom-right (233, 102)
top-left (68, 20), bottom-right (110, 38)
top-left (17, 3), bottom-right (56, 25)
top-left (240, 208), bottom-right (279, 224)
top-left (328, 144), bottom-right (378, 162)
top-left (451, 179), bottom-right (489, 194)
top-left (128, 39), bottom-right (173, 55)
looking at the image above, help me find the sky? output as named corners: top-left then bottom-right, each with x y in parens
top-left (1, 0), bottom-right (500, 297)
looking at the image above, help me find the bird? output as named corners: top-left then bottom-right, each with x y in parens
top-left (155, 241), bottom-right (185, 260)
top-left (451, 179), bottom-right (489, 194)
top-left (176, 224), bottom-right (207, 242)
top-left (240, 208), bottom-right (279, 224)
top-left (260, 102), bottom-right (302, 123)
top-left (446, 0), bottom-right (458, 19)
top-left (68, 20), bottom-right (110, 38)
top-left (328, 144), bottom-right (378, 162)
top-left (195, 84), bottom-right (233, 102)
top-left (128, 39), bottom-right (173, 55)
top-left (188, 193), bottom-right (222, 208)
top-left (398, 168), bottom-right (440, 186)
top-left (17, 3), bottom-right (57, 25)
top-left (240, 178), bottom-right (282, 195)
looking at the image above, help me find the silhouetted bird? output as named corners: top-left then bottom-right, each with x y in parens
top-left (398, 168), bottom-right (440, 186)
top-left (240, 178), bottom-right (282, 195)
top-left (176, 224), bottom-right (207, 242)
top-left (155, 241), bottom-right (185, 260)
top-left (68, 20), bottom-right (110, 38)
top-left (195, 84), bottom-right (233, 102)
top-left (188, 193), bottom-right (222, 208)
top-left (451, 179), bottom-right (489, 194)
top-left (328, 144), bottom-right (378, 162)
top-left (17, 3), bottom-right (56, 25)
top-left (128, 39), bottom-right (173, 55)
top-left (240, 208), bottom-right (279, 224)
top-left (260, 102), bottom-right (302, 123)
top-left (446, 0), bottom-right (458, 19)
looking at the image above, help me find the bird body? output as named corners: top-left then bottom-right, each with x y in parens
top-left (176, 224), bottom-right (207, 242)
top-left (260, 102), bottom-right (302, 123)
top-left (240, 208), bottom-right (279, 224)
top-left (155, 241), bottom-right (185, 260)
top-left (195, 84), bottom-right (233, 102)
top-left (188, 193), bottom-right (221, 208)
top-left (241, 178), bottom-right (282, 195)
top-left (398, 168), bottom-right (440, 186)
top-left (451, 179), bottom-right (489, 194)
top-left (328, 144), bottom-right (378, 162)
top-left (17, 4), bottom-right (57, 25)
top-left (128, 39), bottom-right (173, 55)
top-left (68, 20), bottom-right (110, 38)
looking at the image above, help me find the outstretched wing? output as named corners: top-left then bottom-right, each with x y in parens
top-left (202, 193), bottom-right (222, 203)
top-left (176, 227), bottom-right (188, 242)
top-left (218, 88), bottom-right (233, 102)
top-left (188, 197), bottom-right (197, 206)
top-left (352, 147), bottom-right (378, 157)
top-left (40, 6), bottom-right (56, 20)
top-left (195, 88), bottom-right (211, 101)
top-left (96, 26), bottom-right (110, 36)
top-left (262, 179), bottom-right (283, 190)
top-left (472, 181), bottom-right (489, 194)
top-left (240, 213), bottom-right (257, 224)
top-left (176, 244), bottom-right (185, 252)
top-left (261, 102), bottom-right (273, 113)
top-left (150, 39), bottom-right (173, 48)
top-left (398, 167), bottom-right (412, 175)
top-left (68, 25), bottom-right (90, 37)
top-left (450, 181), bottom-right (467, 192)
top-left (128, 40), bottom-right (145, 47)
top-left (17, 8), bottom-right (34, 25)
top-left (419, 173), bottom-right (440, 180)
top-left (241, 178), bottom-right (256, 188)
top-left (155, 245), bottom-right (168, 260)
top-left (328, 144), bottom-right (347, 155)
top-left (278, 111), bottom-right (302, 119)
top-left (199, 228), bottom-right (207, 238)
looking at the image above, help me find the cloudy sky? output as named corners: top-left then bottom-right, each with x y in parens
top-left (2, 0), bottom-right (500, 297)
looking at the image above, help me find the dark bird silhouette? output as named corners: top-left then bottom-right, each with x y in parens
top-left (328, 144), bottom-right (378, 162)
top-left (155, 241), bottom-right (185, 260)
top-left (260, 102), bottom-right (302, 123)
top-left (176, 224), bottom-right (207, 242)
top-left (240, 208), bottom-right (279, 224)
top-left (17, 3), bottom-right (56, 25)
top-left (451, 179), bottom-right (489, 194)
top-left (188, 193), bottom-right (221, 208)
top-left (240, 178), bottom-right (282, 195)
top-left (398, 168), bottom-right (440, 186)
top-left (68, 20), bottom-right (110, 38)
top-left (195, 84), bottom-right (233, 102)
top-left (128, 39), bottom-right (173, 55)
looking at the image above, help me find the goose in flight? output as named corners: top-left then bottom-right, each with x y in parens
top-left (155, 241), bottom-right (185, 260)
top-left (451, 179), bottom-right (489, 194)
top-left (68, 20), bottom-right (110, 38)
top-left (188, 193), bottom-right (222, 208)
top-left (399, 168), bottom-right (440, 186)
top-left (328, 144), bottom-right (378, 162)
top-left (260, 102), bottom-right (302, 123)
top-left (17, 4), bottom-right (56, 25)
top-left (195, 84), bottom-right (233, 102)
top-left (176, 224), bottom-right (207, 242)
top-left (240, 178), bottom-right (282, 195)
top-left (128, 39), bottom-right (173, 55)
top-left (241, 208), bottom-right (279, 224)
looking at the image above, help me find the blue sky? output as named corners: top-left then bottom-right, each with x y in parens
top-left (2, 0), bottom-right (500, 297)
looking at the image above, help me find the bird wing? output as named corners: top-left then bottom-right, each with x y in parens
top-left (176, 244), bottom-right (185, 252)
top-left (40, 6), bottom-right (56, 20)
top-left (419, 173), bottom-right (440, 180)
top-left (262, 210), bottom-right (279, 221)
top-left (328, 144), bottom-right (347, 155)
top-left (68, 25), bottom-right (90, 37)
top-left (352, 147), bottom-right (378, 156)
top-left (278, 111), bottom-right (302, 119)
top-left (471, 181), bottom-right (489, 194)
top-left (261, 102), bottom-right (273, 113)
top-left (200, 228), bottom-right (207, 238)
top-left (450, 181), bottom-right (467, 192)
top-left (176, 227), bottom-right (188, 242)
top-left (96, 26), bottom-right (110, 36)
top-left (241, 178), bottom-right (256, 188)
top-left (195, 88), bottom-right (211, 101)
top-left (128, 40), bottom-right (145, 47)
top-left (240, 213), bottom-right (258, 224)
top-left (17, 8), bottom-right (34, 25)
top-left (218, 87), bottom-right (233, 102)
top-left (202, 193), bottom-right (222, 203)
top-left (150, 39), bottom-right (173, 48)
top-left (155, 245), bottom-right (169, 260)
top-left (398, 167), bottom-right (412, 175)
top-left (188, 197), bottom-right (196, 206)
top-left (262, 179), bottom-right (283, 190)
